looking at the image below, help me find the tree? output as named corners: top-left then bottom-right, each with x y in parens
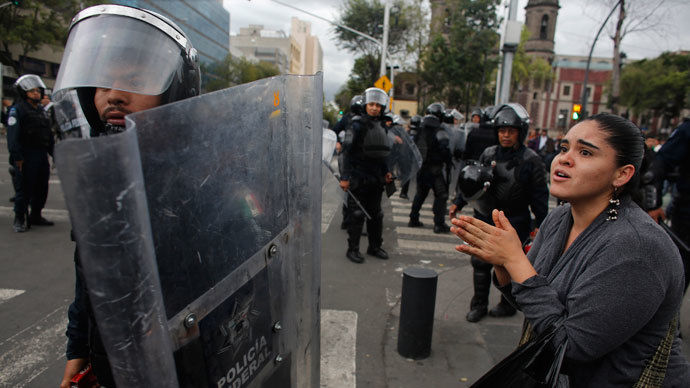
top-left (619, 52), bottom-right (690, 124)
top-left (332, 0), bottom-right (417, 110)
top-left (201, 55), bottom-right (280, 93)
top-left (421, 0), bottom-right (501, 113)
top-left (0, 0), bottom-right (98, 75)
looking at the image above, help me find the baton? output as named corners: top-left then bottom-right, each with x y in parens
top-left (659, 220), bottom-right (690, 254)
top-left (322, 160), bottom-right (372, 220)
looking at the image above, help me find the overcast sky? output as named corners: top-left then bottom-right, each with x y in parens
top-left (223, 0), bottom-right (690, 102)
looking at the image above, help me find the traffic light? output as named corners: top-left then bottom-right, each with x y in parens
top-left (12, 0), bottom-right (23, 6)
top-left (572, 104), bottom-right (582, 121)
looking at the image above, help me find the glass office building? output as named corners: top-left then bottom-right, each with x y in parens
top-left (113, 0), bottom-right (230, 65)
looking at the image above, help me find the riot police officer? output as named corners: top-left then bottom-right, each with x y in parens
top-left (648, 118), bottom-right (690, 292)
top-left (400, 115), bottom-right (422, 199)
top-left (336, 95), bottom-right (364, 229)
top-left (7, 74), bottom-right (55, 232)
top-left (340, 87), bottom-right (393, 263)
top-left (54, 5), bottom-right (201, 387)
top-left (408, 102), bottom-right (453, 233)
top-left (450, 103), bottom-right (548, 322)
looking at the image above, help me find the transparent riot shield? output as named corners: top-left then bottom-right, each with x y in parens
top-left (55, 74), bottom-right (323, 388)
top-left (52, 89), bottom-right (90, 140)
top-left (387, 125), bottom-right (422, 186)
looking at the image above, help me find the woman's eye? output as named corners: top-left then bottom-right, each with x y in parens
top-left (559, 146), bottom-right (568, 153)
top-left (580, 149), bottom-right (592, 156)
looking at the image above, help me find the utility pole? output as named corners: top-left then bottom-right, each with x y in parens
top-left (380, 0), bottom-right (391, 78)
top-left (497, 0), bottom-right (521, 105)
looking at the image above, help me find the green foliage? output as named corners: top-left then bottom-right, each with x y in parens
top-left (334, 0), bottom-right (415, 58)
top-left (510, 27), bottom-right (553, 98)
top-left (201, 55), bottom-right (280, 93)
top-left (334, 54), bottom-right (381, 111)
top-left (323, 100), bottom-right (340, 128)
top-left (619, 52), bottom-right (690, 119)
top-left (421, 0), bottom-right (501, 110)
top-left (0, 0), bottom-right (99, 74)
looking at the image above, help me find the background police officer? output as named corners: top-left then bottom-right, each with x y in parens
top-left (336, 95), bottom-right (364, 230)
top-left (7, 74), bottom-right (54, 232)
top-left (400, 114), bottom-right (422, 199)
top-left (451, 103), bottom-right (548, 322)
top-left (340, 87), bottom-right (393, 263)
top-left (408, 102), bottom-right (453, 233)
top-left (648, 118), bottom-right (690, 292)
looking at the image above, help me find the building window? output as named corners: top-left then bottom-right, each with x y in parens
top-left (586, 87), bottom-right (592, 100)
top-left (405, 83), bottom-right (415, 95)
top-left (563, 85), bottom-right (570, 96)
top-left (20, 57), bottom-right (46, 76)
top-left (533, 91), bottom-right (538, 100)
top-left (540, 15), bottom-right (549, 40)
top-left (558, 109), bottom-right (568, 128)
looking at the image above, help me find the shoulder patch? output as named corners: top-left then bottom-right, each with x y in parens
top-left (7, 116), bottom-right (17, 126)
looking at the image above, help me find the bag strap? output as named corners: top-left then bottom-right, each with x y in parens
top-left (633, 313), bottom-right (678, 388)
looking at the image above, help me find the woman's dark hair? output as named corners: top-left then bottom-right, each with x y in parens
top-left (584, 113), bottom-right (644, 197)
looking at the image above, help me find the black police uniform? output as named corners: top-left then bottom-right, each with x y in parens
top-left (409, 114), bottom-right (452, 230)
top-left (6, 98), bottom-right (54, 227)
top-left (341, 114), bottom-right (391, 261)
top-left (454, 143), bottom-right (549, 319)
top-left (652, 119), bottom-right (690, 291)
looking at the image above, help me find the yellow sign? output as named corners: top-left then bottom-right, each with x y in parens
top-left (374, 75), bottom-right (392, 93)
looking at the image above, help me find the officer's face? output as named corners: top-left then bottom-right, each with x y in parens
top-left (94, 88), bottom-right (162, 127)
top-left (497, 127), bottom-right (519, 148)
top-left (25, 88), bottom-right (42, 102)
top-left (366, 102), bottom-right (382, 117)
top-left (472, 115), bottom-right (480, 123)
top-left (550, 121), bottom-right (632, 204)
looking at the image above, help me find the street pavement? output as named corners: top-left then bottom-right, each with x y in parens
top-left (2, 135), bottom-right (690, 387)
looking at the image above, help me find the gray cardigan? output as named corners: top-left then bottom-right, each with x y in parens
top-left (497, 197), bottom-right (690, 387)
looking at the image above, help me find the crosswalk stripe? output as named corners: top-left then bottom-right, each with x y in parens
top-left (0, 206), bottom-right (70, 221)
top-left (0, 289), bottom-right (25, 304)
top-left (395, 226), bottom-right (461, 241)
top-left (389, 199), bottom-right (431, 210)
top-left (392, 207), bottom-right (433, 217)
top-left (392, 215), bottom-right (433, 225)
top-left (397, 238), bottom-right (466, 256)
top-left (320, 309), bottom-right (357, 388)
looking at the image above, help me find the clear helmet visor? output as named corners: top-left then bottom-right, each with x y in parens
top-left (53, 14), bottom-right (183, 100)
top-left (15, 74), bottom-right (47, 91)
top-left (364, 88), bottom-right (388, 108)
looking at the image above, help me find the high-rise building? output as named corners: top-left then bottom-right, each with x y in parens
top-left (289, 18), bottom-right (323, 75)
top-left (113, 0), bottom-right (230, 65)
top-left (230, 25), bottom-right (291, 73)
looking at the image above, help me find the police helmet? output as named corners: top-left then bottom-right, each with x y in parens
top-left (482, 106), bottom-right (496, 122)
top-left (457, 163), bottom-right (494, 201)
top-left (409, 115), bottom-right (422, 129)
top-left (14, 74), bottom-right (47, 101)
top-left (471, 108), bottom-right (483, 120)
top-left (363, 87), bottom-right (388, 112)
top-left (52, 4), bottom-right (201, 136)
top-left (425, 102), bottom-right (445, 120)
top-left (448, 109), bottom-right (464, 123)
top-left (492, 103), bottom-right (530, 143)
top-left (350, 94), bottom-right (364, 115)
top-left (392, 114), bottom-right (405, 126)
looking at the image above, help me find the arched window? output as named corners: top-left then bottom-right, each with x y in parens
top-left (540, 15), bottom-right (549, 40)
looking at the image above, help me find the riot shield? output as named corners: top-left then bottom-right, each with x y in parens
top-left (55, 74), bottom-right (323, 388)
top-left (387, 124), bottom-right (422, 186)
top-left (322, 127), bottom-right (337, 164)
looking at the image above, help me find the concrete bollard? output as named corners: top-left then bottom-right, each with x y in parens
top-left (397, 267), bottom-right (438, 359)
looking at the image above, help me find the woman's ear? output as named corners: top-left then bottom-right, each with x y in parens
top-left (613, 164), bottom-right (635, 188)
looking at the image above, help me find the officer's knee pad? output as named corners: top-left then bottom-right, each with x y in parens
top-left (352, 209), bottom-right (365, 222)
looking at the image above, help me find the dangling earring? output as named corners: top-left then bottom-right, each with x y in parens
top-left (606, 187), bottom-right (620, 222)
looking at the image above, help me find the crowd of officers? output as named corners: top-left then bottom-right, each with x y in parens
top-left (333, 88), bottom-right (690, 325)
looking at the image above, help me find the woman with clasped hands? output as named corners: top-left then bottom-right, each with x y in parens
top-left (451, 114), bottom-right (690, 387)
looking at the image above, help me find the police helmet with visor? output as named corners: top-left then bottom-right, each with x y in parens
top-left (457, 162), bottom-right (494, 201)
top-left (491, 103), bottom-right (530, 144)
top-left (52, 4), bottom-right (201, 136)
top-left (14, 74), bottom-right (47, 100)
top-left (363, 87), bottom-right (388, 113)
top-left (425, 102), bottom-right (446, 120)
top-left (350, 95), bottom-right (364, 115)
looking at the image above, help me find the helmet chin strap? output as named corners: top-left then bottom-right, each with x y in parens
top-left (102, 122), bottom-right (127, 136)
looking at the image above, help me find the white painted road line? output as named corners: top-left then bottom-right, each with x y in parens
top-left (0, 206), bottom-right (70, 221)
top-left (392, 208), bottom-right (434, 217)
top-left (0, 289), bottom-right (25, 304)
top-left (0, 305), bottom-right (69, 388)
top-left (397, 238), bottom-right (465, 255)
top-left (395, 226), bottom-right (460, 241)
top-left (320, 309), bottom-right (357, 388)
top-left (392, 215), bottom-right (434, 225)
top-left (389, 199), bottom-right (431, 210)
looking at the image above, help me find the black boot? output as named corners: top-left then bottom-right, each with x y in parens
top-left (489, 295), bottom-right (517, 317)
top-left (433, 223), bottom-right (451, 234)
top-left (29, 215), bottom-right (54, 226)
top-left (346, 249), bottom-right (365, 263)
top-left (408, 218), bottom-right (424, 227)
top-left (367, 247), bottom-right (388, 259)
top-left (13, 215), bottom-right (26, 233)
top-left (466, 268), bottom-right (491, 323)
